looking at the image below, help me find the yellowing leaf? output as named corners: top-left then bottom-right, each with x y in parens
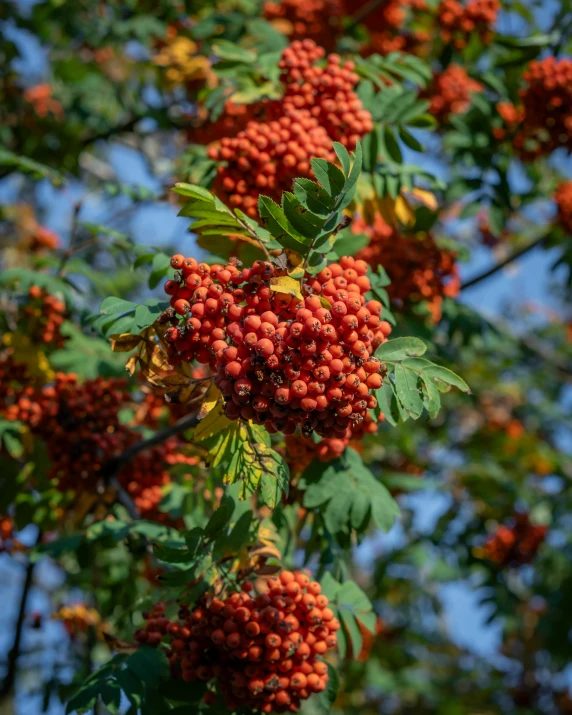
top-left (408, 187), bottom-right (438, 211)
top-left (394, 196), bottom-right (415, 227)
top-left (378, 196), bottom-right (399, 227)
top-left (197, 382), bottom-right (222, 421)
top-left (270, 275), bottom-right (303, 300)
top-left (194, 401), bottom-right (232, 441)
top-left (110, 333), bottom-right (143, 353)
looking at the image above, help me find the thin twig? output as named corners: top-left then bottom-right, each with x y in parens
top-left (346, 0), bottom-right (386, 33)
top-left (0, 530), bottom-right (41, 700)
top-left (235, 217), bottom-right (272, 260)
top-left (57, 200), bottom-right (84, 277)
top-left (461, 235), bottom-right (547, 290)
top-left (99, 410), bottom-right (201, 486)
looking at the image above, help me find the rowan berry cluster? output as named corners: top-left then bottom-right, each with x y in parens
top-left (207, 40), bottom-right (372, 215)
top-left (353, 214), bottom-right (460, 322)
top-left (263, 0), bottom-right (343, 50)
top-left (515, 57), bottom-right (572, 158)
top-left (348, 0), bottom-right (429, 56)
top-left (2, 374), bottom-right (189, 520)
top-left (492, 101), bottom-right (525, 142)
top-left (483, 514), bottom-right (547, 567)
top-left (135, 570), bottom-right (339, 713)
top-left (555, 181), bottom-right (572, 234)
top-left (191, 101), bottom-right (266, 145)
top-left (23, 83), bottom-right (64, 120)
top-left (0, 357), bottom-right (31, 412)
top-left (214, 261), bottom-right (389, 438)
top-left (278, 41), bottom-right (373, 148)
top-left (0, 516), bottom-right (16, 553)
top-left (24, 285), bottom-right (67, 347)
top-left (28, 225), bottom-right (60, 252)
top-left (428, 64), bottom-right (483, 121)
top-left (437, 0), bottom-right (499, 49)
top-left (285, 412), bottom-right (379, 472)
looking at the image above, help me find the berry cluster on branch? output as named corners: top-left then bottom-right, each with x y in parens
top-left (263, 0), bottom-right (343, 50)
top-left (427, 64), bottom-right (483, 120)
top-left (135, 570), bottom-right (339, 713)
top-left (1, 374), bottom-right (193, 520)
top-left (515, 57), bottom-right (572, 159)
top-left (482, 514), bottom-right (547, 567)
top-left (206, 40), bottom-right (372, 215)
top-left (353, 214), bottom-right (460, 322)
top-left (24, 285), bottom-right (67, 348)
top-left (437, 0), bottom-right (499, 49)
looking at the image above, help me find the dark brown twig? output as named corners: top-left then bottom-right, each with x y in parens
top-left (0, 531), bottom-right (41, 701)
top-left (461, 235), bottom-right (548, 291)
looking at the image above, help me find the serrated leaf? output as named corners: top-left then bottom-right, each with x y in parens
top-left (376, 337), bottom-right (427, 361)
top-left (311, 159), bottom-right (346, 197)
top-left (394, 364), bottom-right (424, 419)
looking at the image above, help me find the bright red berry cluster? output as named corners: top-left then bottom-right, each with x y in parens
top-left (207, 258), bottom-right (390, 438)
top-left (437, 0), bottom-right (499, 49)
top-left (515, 57), bottom-right (572, 158)
top-left (483, 514), bottom-right (547, 567)
top-left (555, 181), bottom-right (572, 234)
top-left (135, 570), bottom-right (339, 713)
top-left (428, 64), bottom-right (483, 121)
top-left (207, 40), bottom-right (372, 216)
top-left (25, 285), bottom-right (67, 347)
top-left (263, 0), bottom-right (343, 50)
top-left (353, 214), bottom-right (460, 322)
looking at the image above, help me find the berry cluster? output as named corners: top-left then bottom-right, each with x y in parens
top-left (135, 570), bottom-right (339, 713)
top-left (28, 225), bottom-right (60, 252)
top-left (427, 64), bottom-right (483, 121)
top-left (207, 40), bottom-right (372, 215)
top-left (2, 374), bottom-right (191, 520)
top-left (23, 83), bottom-right (64, 120)
top-left (0, 516), bottom-right (18, 553)
top-left (348, 0), bottom-right (429, 56)
top-left (263, 0), bottom-right (343, 50)
top-left (278, 42), bottom-right (373, 148)
top-left (212, 259), bottom-right (390, 438)
top-left (555, 181), bottom-right (572, 234)
top-left (190, 100), bottom-right (267, 145)
top-left (515, 57), bottom-right (572, 158)
top-left (0, 357), bottom-right (31, 412)
top-left (437, 0), bottom-right (499, 49)
top-left (24, 286), bottom-right (67, 347)
top-left (483, 514), bottom-right (547, 567)
top-left (492, 101), bottom-right (525, 142)
top-left (353, 214), bottom-right (460, 322)
top-left (285, 434), bottom-right (349, 473)
top-left (285, 412), bottom-right (379, 472)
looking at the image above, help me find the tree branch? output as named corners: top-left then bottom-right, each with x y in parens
top-left (99, 409), bottom-right (201, 492)
top-left (346, 0), bottom-right (386, 32)
top-left (0, 531), bottom-right (41, 701)
top-left (461, 235), bottom-right (548, 291)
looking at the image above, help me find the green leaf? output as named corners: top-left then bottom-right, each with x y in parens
top-left (258, 195), bottom-right (311, 251)
top-left (333, 142), bottom-right (351, 176)
top-left (320, 663), bottom-right (340, 709)
top-left (293, 178), bottom-right (335, 217)
top-left (394, 364), bottom-right (424, 419)
top-left (401, 358), bottom-right (470, 393)
top-left (311, 159), bottom-right (346, 197)
top-left (204, 496), bottom-right (235, 538)
top-left (376, 337), bottom-right (427, 361)
top-left (126, 648), bottom-right (170, 691)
